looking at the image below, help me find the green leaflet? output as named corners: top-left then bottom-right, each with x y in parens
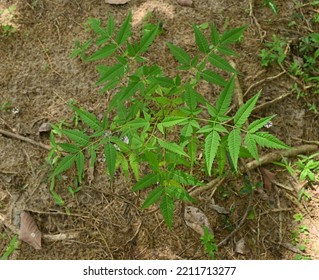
top-left (76, 151), bottom-right (85, 183)
top-left (217, 45), bottom-right (239, 56)
top-left (109, 81), bottom-right (140, 110)
top-left (245, 133), bottom-right (259, 160)
top-left (220, 25), bottom-right (247, 45)
top-left (129, 153), bottom-right (140, 180)
top-left (1, 235), bottom-right (18, 260)
top-left (71, 106), bottom-right (103, 132)
top-left (170, 170), bottom-right (203, 186)
top-left (183, 84), bottom-right (198, 110)
top-left (251, 132), bottom-right (289, 149)
top-left (160, 195), bottom-right (175, 229)
top-left (104, 142), bottom-right (117, 179)
top-left (87, 44), bottom-right (117, 61)
top-left (193, 25), bottom-right (210, 53)
top-left (181, 123), bottom-right (193, 139)
top-left (167, 42), bottom-right (191, 65)
top-left (138, 24), bottom-right (159, 53)
top-left (208, 53), bottom-right (237, 73)
top-left (96, 64), bottom-right (125, 85)
top-left (115, 11), bottom-right (132, 45)
top-left (58, 143), bottom-right (81, 153)
top-left (166, 183), bottom-right (196, 203)
top-left (248, 115), bottom-right (275, 133)
top-left (160, 116), bottom-right (189, 127)
top-left (215, 76), bottom-right (235, 116)
top-left (157, 139), bottom-right (189, 158)
top-left (52, 154), bottom-right (77, 177)
top-left (227, 129), bottom-right (241, 171)
top-left (205, 130), bottom-right (221, 176)
top-left (142, 186), bottom-right (164, 209)
top-left (210, 23), bottom-right (219, 46)
top-left (201, 69), bottom-right (227, 87)
top-left (107, 15), bottom-right (115, 37)
top-left (234, 91), bottom-right (260, 128)
top-left (132, 173), bottom-right (159, 191)
top-left (62, 129), bottom-right (90, 146)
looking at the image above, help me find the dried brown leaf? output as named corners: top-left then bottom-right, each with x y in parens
top-left (38, 122), bottom-right (51, 133)
top-left (210, 204), bottom-right (229, 214)
top-left (19, 211), bottom-right (41, 250)
top-left (261, 168), bottom-right (275, 192)
top-left (184, 206), bottom-right (212, 236)
top-left (235, 238), bottom-right (247, 255)
top-left (177, 0), bottom-right (193, 7)
top-left (105, 0), bottom-right (130, 4)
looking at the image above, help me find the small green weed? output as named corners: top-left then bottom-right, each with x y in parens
top-left (48, 12), bottom-right (289, 229)
top-left (1, 235), bottom-right (19, 260)
top-left (291, 213), bottom-right (311, 260)
top-left (200, 227), bottom-right (218, 259)
top-left (0, 5), bottom-right (16, 36)
top-left (263, 0), bottom-right (278, 15)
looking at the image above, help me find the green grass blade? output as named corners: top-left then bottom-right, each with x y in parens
top-left (205, 130), bottom-right (221, 176)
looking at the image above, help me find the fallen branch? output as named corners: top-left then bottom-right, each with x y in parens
top-left (0, 129), bottom-right (51, 151)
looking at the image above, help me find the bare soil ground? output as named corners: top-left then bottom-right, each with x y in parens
top-left (1, 0), bottom-right (319, 260)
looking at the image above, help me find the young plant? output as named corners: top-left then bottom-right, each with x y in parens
top-left (48, 13), bottom-right (288, 228)
top-left (0, 5), bottom-right (16, 36)
top-left (200, 227), bottom-right (218, 259)
top-left (263, 0), bottom-right (278, 15)
top-left (1, 235), bottom-right (19, 260)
